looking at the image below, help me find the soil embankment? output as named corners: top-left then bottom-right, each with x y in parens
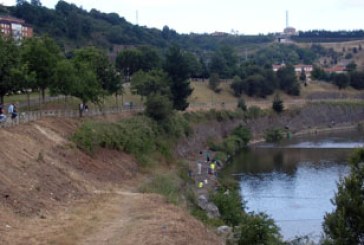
top-left (0, 117), bottom-right (222, 244)
top-left (176, 103), bottom-right (364, 159)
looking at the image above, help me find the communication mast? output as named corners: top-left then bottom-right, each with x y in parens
top-left (136, 10), bottom-right (139, 25)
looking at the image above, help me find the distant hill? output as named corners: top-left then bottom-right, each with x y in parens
top-left (0, 1), bottom-right (274, 54)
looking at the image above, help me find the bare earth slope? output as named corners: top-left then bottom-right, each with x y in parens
top-left (0, 118), bottom-right (222, 245)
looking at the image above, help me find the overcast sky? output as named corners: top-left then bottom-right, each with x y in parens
top-left (1, 0), bottom-right (364, 34)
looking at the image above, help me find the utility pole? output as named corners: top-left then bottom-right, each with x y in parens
top-left (136, 10), bottom-right (139, 25)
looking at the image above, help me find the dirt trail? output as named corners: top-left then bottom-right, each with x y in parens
top-left (0, 117), bottom-right (222, 245)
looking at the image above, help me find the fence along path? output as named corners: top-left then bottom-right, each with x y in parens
top-left (0, 105), bottom-right (144, 128)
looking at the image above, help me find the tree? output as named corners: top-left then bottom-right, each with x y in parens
top-left (323, 148), bottom-right (364, 245)
top-left (116, 49), bottom-right (143, 77)
top-left (231, 75), bottom-right (245, 97)
top-left (311, 66), bottom-right (329, 81)
top-left (30, 0), bottom-right (41, 6)
top-left (50, 59), bottom-right (77, 98)
top-left (239, 213), bottom-right (282, 245)
top-left (237, 98), bottom-right (247, 111)
top-left (184, 52), bottom-right (202, 78)
top-left (73, 47), bottom-right (120, 101)
top-left (209, 73), bottom-right (220, 92)
top-left (21, 36), bottom-right (61, 102)
top-left (16, 0), bottom-right (27, 6)
top-left (346, 62), bottom-right (357, 73)
top-left (50, 57), bottom-right (104, 116)
top-left (299, 68), bottom-right (307, 82)
top-left (272, 93), bottom-right (284, 113)
top-left (209, 51), bottom-right (229, 78)
top-left (145, 93), bottom-right (173, 121)
top-left (333, 73), bottom-right (350, 89)
top-left (10, 64), bottom-right (37, 109)
top-left (164, 45), bottom-right (193, 111)
top-left (131, 69), bottom-right (171, 98)
top-left (277, 64), bottom-right (300, 96)
top-left (71, 61), bottom-right (103, 116)
top-left (0, 37), bottom-right (20, 104)
top-left (245, 74), bottom-right (272, 97)
top-left (350, 71), bottom-right (364, 90)
top-left (138, 46), bottom-right (161, 72)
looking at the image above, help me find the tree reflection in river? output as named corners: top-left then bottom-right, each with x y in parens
top-left (224, 130), bottom-right (364, 241)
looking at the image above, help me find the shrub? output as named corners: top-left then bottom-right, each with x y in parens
top-left (272, 94), bottom-right (284, 113)
top-left (211, 188), bottom-right (244, 228)
top-left (238, 212), bottom-right (282, 245)
top-left (264, 128), bottom-right (284, 143)
top-left (209, 73), bottom-right (221, 92)
top-left (145, 93), bottom-right (173, 121)
top-left (246, 106), bottom-right (263, 119)
top-left (237, 98), bottom-right (247, 111)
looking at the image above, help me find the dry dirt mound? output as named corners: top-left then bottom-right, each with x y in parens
top-left (0, 117), bottom-right (222, 245)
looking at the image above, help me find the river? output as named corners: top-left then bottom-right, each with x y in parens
top-left (226, 130), bottom-right (364, 241)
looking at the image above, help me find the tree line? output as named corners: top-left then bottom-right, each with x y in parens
top-left (293, 30), bottom-right (364, 42)
top-left (311, 63), bottom-right (364, 90)
top-left (0, 35), bottom-right (195, 120)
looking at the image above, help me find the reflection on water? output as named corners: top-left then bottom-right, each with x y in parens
top-left (226, 131), bottom-right (364, 241)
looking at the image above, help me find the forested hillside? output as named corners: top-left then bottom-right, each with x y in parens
top-left (0, 0), bottom-right (273, 53)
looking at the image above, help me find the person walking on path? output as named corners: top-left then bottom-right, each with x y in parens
top-left (0, 104), bottom-right (6, 123)
top-left (8, 103), bottom-right (17, 119)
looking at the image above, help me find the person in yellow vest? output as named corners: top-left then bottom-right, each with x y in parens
top-left (210, 162), bottom-right (215, 175)
top-left (198, 181), bottom-right (204, 188)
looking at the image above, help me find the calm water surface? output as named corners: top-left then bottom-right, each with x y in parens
top-left (227, 131), bottom-right (364, 241)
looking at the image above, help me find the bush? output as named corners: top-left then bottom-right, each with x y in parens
top-left (264, 128), bottom-right (284, 143)
top-left (72, 114), bottom-right (191, 164)
top-left (272, 94), bottom-right (284, 113)
top-left (246, 106), bottom-right (263, 119)
top-left (145, 93), bottom-right (173, 121)
top-left (211, 188), bottom-right (244, 228)
top-left (237, 98), bottom-right (247, 111)
top-left (209, 73), bottom-right (221, 92)
top-left (238, 212), bottom-right (283, 245)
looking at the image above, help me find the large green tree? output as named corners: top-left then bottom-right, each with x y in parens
top-left (131, 69), bottom-right (170, 98)
top-left (333, 73), bottom-right (350, 90)
top-left (277, 64), bottom-right (300, 96)
top-left (323, 148), bottom-right (364, 245)
top-left (21, 36), bottom-right (61, 102)
top-left (164, 45), bottom-right (193, 111)
top-left (0, 37), bottom-right (20, 104)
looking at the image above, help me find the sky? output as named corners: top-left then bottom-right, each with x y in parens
top-left (1, 0), bottom-right (364, 34)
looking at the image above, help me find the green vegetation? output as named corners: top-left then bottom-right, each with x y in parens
top-left (238, 212), bottom-right (282, 245)
top-left (209, 73), bottom-right (221, 93)
top-left (209, 125), bottom-right (251, 157)
top-left (72, 114), bottom-right (191, 163)
top-left (264, 128), bottom-right (285, 143)
top-left (139, 173), bottom-right (182, 204)
top-left (272, 94), bottom-right (284, 113)
top-left (323, 148), bottom-right (364, 244)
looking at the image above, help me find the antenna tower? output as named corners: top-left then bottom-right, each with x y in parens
top-left (136, 10), bottom-right (139, 25)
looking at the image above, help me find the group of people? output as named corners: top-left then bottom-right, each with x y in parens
top-left (0, 103), bottom-right (18, 123)
top-left (196, 149), bottom-right (221, 189)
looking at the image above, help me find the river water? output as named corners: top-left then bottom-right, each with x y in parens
top-left (227, 131), bottom-right (364, 241)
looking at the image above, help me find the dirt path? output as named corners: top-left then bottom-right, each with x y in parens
top-left (3, 188), bottom-right (222, 245)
